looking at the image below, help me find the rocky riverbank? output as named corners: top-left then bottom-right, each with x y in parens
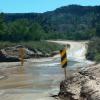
top-left (0, 45), bottom-right (59, 62)
top-left (58, 63), bottom-right (100, 100)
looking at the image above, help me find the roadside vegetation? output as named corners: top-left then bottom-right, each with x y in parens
top-left (86, 37), bottom-right (100, 63)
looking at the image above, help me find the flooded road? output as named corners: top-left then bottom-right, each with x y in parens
top-left (0, 57), bottom-right (80, 100)
top-left (0, 41), bottom-right (93, 100)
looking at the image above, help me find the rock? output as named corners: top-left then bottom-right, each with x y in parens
top-left (0, 75), bottom-right (6, 80)
top-left (0, 49), bottom-right (19, 62)
top-left (0, 45), bottom-right (47, 62)
top-left (59, 73), bottom-right (84, 100)
top-left (51, 51), bottom-right (59, 57)
top-left (81, 80), bottom-right (100, 100)
top-left (0, 45), bottom-right (34, 62)
top-left (59, 64), bottom-right (100, 100)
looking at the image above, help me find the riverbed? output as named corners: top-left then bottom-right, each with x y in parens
top-left (0, 41), bottom-right (94, 100)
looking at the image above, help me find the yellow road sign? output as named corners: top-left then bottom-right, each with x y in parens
top-left (60, 48), bottom-right (67, 68)
top-left (60, 48), bottom-right (68, 80)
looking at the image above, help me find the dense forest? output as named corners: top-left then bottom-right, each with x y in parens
top-left (0, 5), bottom-right (100, 41)
top-left (0, 5), bottom-right (100, 62)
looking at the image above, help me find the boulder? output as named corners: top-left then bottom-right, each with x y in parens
top-left (0, 45), bottom-right (44, 62)
top-left (59, 64), bottom-right (100, 100)
top-left (51, 51), bottom-right (59, 57)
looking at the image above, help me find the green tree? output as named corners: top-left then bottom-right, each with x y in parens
top-left (0, 13), bottom-right (6, 40)
top-left (6, 19), bottom-right (31, 41)
top-left (0, 13), bottom-right (4, 31)
top-left (86, 37), bottom-right (100, 62)
top-left (96, 24), bottom-right (100, 37)
top-left (3, 19), bottom-right (47, 41)
top-left (29, 23), bottom-right (46, 41)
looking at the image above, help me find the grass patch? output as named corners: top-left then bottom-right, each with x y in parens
top-left (0, 41), bottom-right (64, 54)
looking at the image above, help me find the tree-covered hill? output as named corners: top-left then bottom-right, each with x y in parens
top-left (3, 5), bottom-right (100, 40)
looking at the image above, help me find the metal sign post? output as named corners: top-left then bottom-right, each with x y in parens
top-left (60, 48), bottom-right (67, 80)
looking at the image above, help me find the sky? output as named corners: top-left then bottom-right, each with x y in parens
top-left (0, 0), bottom-right (100, 13)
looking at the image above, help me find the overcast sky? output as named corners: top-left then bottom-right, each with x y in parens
top-left (0, 0), bottom-right (100, 13)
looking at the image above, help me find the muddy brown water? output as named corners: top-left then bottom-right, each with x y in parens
top-left (0, 58), bottom-right (88, 100)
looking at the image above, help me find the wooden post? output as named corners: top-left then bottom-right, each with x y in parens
top-left (64, 67), bottom-right (67, 80)
top-left (19, 48), bottom-right (24, 66)
top-left (64, 46), bottom-right (67, 80)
